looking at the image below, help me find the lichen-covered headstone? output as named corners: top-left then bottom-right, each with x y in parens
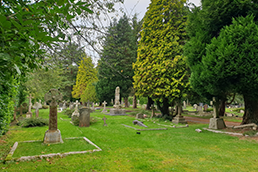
top-left (33, 102), bottom-right (42, 118)
top-left (79, 107), bottom-right (91, 127)
top-left (43, 89), bottom-right (63, 144)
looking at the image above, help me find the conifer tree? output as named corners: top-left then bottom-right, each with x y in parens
top-left (133, 0), bottom-right (189, 116)
top-left (96, 15), bottom-right (137, 105)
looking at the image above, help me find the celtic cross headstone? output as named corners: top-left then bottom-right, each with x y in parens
top-left (43, 89), bottom-right (63, 144)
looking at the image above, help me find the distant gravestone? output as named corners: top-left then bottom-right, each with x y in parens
top-left (26, 94), bottom-right (34, 118)
top-left (71, 100), bottom-right (80, 121)
top-left (137, 100), bottom-right (140, 106)
top-left (43, 89), bottom-right (63, 144)
top-left (133, 120), bottom-right (148, 128)
top-left (183, 101), bottom-right (186, 109)
top-left (136, 114), bottom-right (144, 119)
top-left (203, 104), bottom-right (208, 111)
top-left (69, 102), bottom-right (74, 110)
top-left (33, 102), bottom-right (42, 118)
top-left (210, 101), bottom-right (213, 106)
top-left (91, 102), bottom-right (95, 111)
top-left (102, 116), bottom-right (107, 126)
top-left (197, 106), bottom-right (203, 112)
top-left (101, 101), bottom-right (107, 113)
top-left (108, 87), bottom-right (126, 116)
top-left (62, 100), bottom-right (67, 109)
top-left (193, 104), bottom-right (197, 110)
top-left (79, 107), bottom-right (91, 127)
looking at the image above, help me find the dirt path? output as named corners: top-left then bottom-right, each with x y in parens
top-left (184, 116), bottom-right (241, 127)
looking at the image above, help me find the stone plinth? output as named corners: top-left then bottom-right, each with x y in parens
top-left (43, 129), bottom-right (63, 144)
top-left (108, 108), bottom-right (126, 116)
top-left (209, 118), bottom-right (226, 129)
top-left (172, 115), bottom-right (187, 124)
top-left (79, 107), bottom-right (91, 127)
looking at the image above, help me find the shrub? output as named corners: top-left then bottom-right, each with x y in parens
top-left (139, 97), bottom-right (148, 105)
top-left (128, 96), bottom-right (133, 105)
top-left (72, 117), bottom-right (98, 126)
top-left (205, 108), bottom-right (213, 112)
top-left (18, 117), bottom-right (49, 127)
top-left (42, 105), bottom-right (49, 109)
top-left (232, 107), bottom-right (245, 113)
top-left (64, 108), bottom-right (74, 118)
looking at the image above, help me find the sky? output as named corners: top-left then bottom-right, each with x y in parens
top-left (119, 0), bottom-right (201, 20)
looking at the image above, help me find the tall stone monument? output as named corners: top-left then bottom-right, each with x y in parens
top-left (26, 94), bottom-right (34, 118)
top-left (208, 97), bottom-right (226, 129)
top-left (172, 101), bottom-right (187, 124)
top-left (43, 89), bottom-right (63, 144)
top-left (108, 86), bottom-right (126, 116)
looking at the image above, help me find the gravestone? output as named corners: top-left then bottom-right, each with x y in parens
top-left (91, 102), bottom-right (95, 111)
top-left (26, 94), bottom-right (34, 118)
top-left (208, 97), bottom-right (226, 129)
top-left (197, 106), bottom-right (203, 112)
top-left (137, 100), bottom-right (140, 106)
top-left (69, 102), bottom-right (74, 110)
top-left (183, 101), bottom-right (186, 109)
top-left (133, 120), bottom-right (148, 127)
top-left (210, 101), bottom-right (213, 106)
top-left (62, 101), bottom-right (67, 109)
top-left (71, 100), bottom-right (80, 121)
top-left (102, 116), bottom-right (107, 126)
top-left (43, 89), bottom-right (63, 144)
top-left (101, 101), bottom-right (107, 113)
top-left (136, 113), bottom-right (144, 119)
top-left (203, 104), bottom-right (208, 111)
top-left (108, 87), bottom-right (126, 116)
top-left (44, 101), bottom-right (47, 106)
top-left (79, 107), bottom-right (91, 127)
top-left (33, 102), bottom-right (42, 118)
top-left (193, 104), bottom-right (197, 110)
top-left (19, 103), bottom-right (27, 116)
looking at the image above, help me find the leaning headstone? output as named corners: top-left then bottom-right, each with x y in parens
top-left (26, 94), bottom-right (34, 118)
top-left (79, 107), bottom-right (91, 127)
top-left (33, 102), bottom-right (42, 118)
top-left (43, 89), bottom-right (63, 144)
top-left (101, 101), bottom-right (107, 113)
top-left (108, 87), bottom-right (126, 116)
top-left (102, 116), bottom-right (107, 126)
top-left (183, 101), bottom-right (186, 109)
top-left (71, 100), bottom-right (80, 121)
top-left (193, 104), bottom-right (197, 110)
top-left (133, 120), bottom-right (148, 128)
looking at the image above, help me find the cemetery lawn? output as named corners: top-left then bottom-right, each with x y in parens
top-left (0, 109), bottom-right (258, 171)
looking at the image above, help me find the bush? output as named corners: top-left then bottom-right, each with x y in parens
top-left (18, 117), bottom-right (49, 128)
top-left (72, 117), bottom-right (98, 126)
top-left (139, 97), bottom-right (148, 105)
top-left (232, 107), bottom-right (245, 113)
top-left (205, 108), bottom-right (213, 112)
top-left (64, 108), bottom-right (74, 118)
top-left (42, 105), bottom-right (49, 109)
top-left (128, 97), bottom-right (133, 105)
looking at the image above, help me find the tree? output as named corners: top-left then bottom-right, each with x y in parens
top-left (133, 0), bottom-right (189, 117)
top-left (202, 15), bottom-right (258, 124)
top-left (96, 15), bottom-right (137, 105)
top-left (185, 0), bottom-right (258, 121)
top-left (72, 55), bottom-right (97, 102)
top-left (81, 81), bottom-right (98, 103)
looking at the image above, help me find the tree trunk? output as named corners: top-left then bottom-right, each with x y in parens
top-left (133, 95), bottom-right (137, 108)
top-left (241, 95), bottom-right (258, 124)
top-left (157, 98), bottom-right (170, 117)
top-left (146, 97), bottom-right (154, 110)
top-left (219, 99), bottom-right (226, 116)
top-left (124, 97), bottom-right (129, 107)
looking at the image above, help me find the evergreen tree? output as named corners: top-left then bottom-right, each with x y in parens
top-left (96, 15), bottom-right (137, 105)
top-left (133, 0), bottom-right (189, 117)
top-left (72, 56), bottom-right (97, 102)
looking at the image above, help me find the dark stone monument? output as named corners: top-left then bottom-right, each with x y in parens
top-left (79, 107), bottom-right (91, 127)
top-left (43, 89), bottom-right (63, 144)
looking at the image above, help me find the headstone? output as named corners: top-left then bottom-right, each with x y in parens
top-left (91, 102), bottom-right (95, 111)
top-left (101, 101), bottom-right (107, 113)
top-left (203, 104), bottom-right (208, 111)
top-left (199, 103), bottom-right (203, 107)
top-left (208, 97), bottom-right (226, 129)
top-left (71, 100), bottom-right (80, 121)
top-left (62, 100), bottom-right (67, 109)
top-left (136, 113), bottom-right (144, 119)
top-left (43, 89), bottom-right (63, 144)
top-left (38, 100), bottom-right (42, 108)
top-left (133, 120), bottom-right (148, 128)
top-left (33, 102), bottom-right (42, 118)
top-left (108, 87), bottom-right (126, 116)
top-left (240, 110), bottom-right (244, 113)
top-left (19, 103), bottom-right (27, 116)
top-left (26, 94), bottom-right (34, 118)
top-left (193, 104), bottom-right (197, 110)
top-left (79, 107), bottom-right (91, 127)
top-left (210, 101), bottom-right (213, 106)
top-left (183, 101), bottom-right (186, 109)
top-left (44, 101), bottom-right (47, 106)
top-left (69, 102), bottom-right (74, 110)
top-left (102, 116), bottom-right (107, 126)
top-left (197, 106), bottom-right (203, 112)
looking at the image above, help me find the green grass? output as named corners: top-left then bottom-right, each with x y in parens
top-left (0, 108), bottom-right (258, 171)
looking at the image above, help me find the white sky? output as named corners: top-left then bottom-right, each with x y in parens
top-left (119, 0), bottom-right (201, 20)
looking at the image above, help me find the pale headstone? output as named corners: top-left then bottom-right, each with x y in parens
top-left (108, 86), bottom-right (126, 116)
top-left (197, 106), bottom-right (203, 112)
top-left (26, 94), bottom-right (34, 118)
top-left (71, 100), bottom-right (80, 121)
top-left (193, 104), bottom-right (197, 110)
top-left (210, 101), bottom-right (213, 106)
top-left (69, 102), bottom-right (74, 110)
top-left (113, 86), bottom-right (121, 109)
top-left (102, 101), bottom-right (107, 113)
top-left (79, 107), bottom-right (91, 127)
top-left (102, 116), bottom-right (107, 126)
top-left (43, 89), bottom-right (63, 144)
top-left (183, 101), bottom-right (186, 109)
top-left (133, 120), bottom-right (148, 127)
top-left (137, 100), bottom-right (140, 105)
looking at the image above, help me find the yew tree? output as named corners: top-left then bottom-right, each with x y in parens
top-left (133, 0), bottom-right (189, 116)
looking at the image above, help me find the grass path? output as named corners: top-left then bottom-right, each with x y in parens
top-left (0, 108), bottom-right (257, 171)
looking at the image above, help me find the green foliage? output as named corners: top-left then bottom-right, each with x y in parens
top-left (205, 108), bottom-right (214, 112)
top-left (81, 81), bottom-right (98, 103)
top-left (243, 130), bottom-right (257, 136)
top-left (139, 97), bottom-right (148, 105)
top-left (133, 0), bottom-right (189, 115)
top-left (72, 118), bottom-right (80, 126)
top-left (18, 117), bottom-right (49, 128)
top-left (128, 96), bottom-right (133, 105)
top-left (96, 14), bottom-right (138, 105)
top-left (232, 107), bottom-right (245, 113)
top-left (42, 105), bottom-right (49, 109)
top-left (64, 108), bottom-right (74, 118)
top-left (72, 56), bottom-right (97, 102)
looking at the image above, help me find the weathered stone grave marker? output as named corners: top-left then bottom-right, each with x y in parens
top-left (133, 120), bottom-right (148, 128)
top-left (71, 100), bottom-right (80, 121)
top-left (208, 97), bottom-right (226, 129)
top-left (101, 101), bottom-right (107, 113)
top-left (102, 116), bottom-right (107, 126)
top-left (26, 94), bottom-right (34, 118)
top-left (79, 107), bottom-right (91, 127)
top-left (108, 86), bottom-right (126, 115)
top-left (43, 89), bottom-right (63, 144)
top-left (33, 102), bottom-right (42, 118)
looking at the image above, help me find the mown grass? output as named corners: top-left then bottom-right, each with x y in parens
top-left (0, 107), bottom-right (258, 171)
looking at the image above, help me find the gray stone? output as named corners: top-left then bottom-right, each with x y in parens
top-left (71, 100), bottom-right (80, 121)
top-left (240, 110), bottom-right (244, 113)
top-left (102, 116), bottom-right (107, 126)
top-left (33, 102), bottom-right (42, 118)
top-left (109, 109), bottom-right (126, 116)
top-left (233, 123), bottom-right (257, 130)
top-left (133, 120), bottom-right (148, 127)
top-left (108, 87), bottom-right (127, 116)
top-left (203, 104), bottom-right (208, 111)
top-left (225, 113), bottom-right (234, 117)
top-left (79, 107), bottom-right (91, 127)
top-left (183, 101), bottom-right (186, 109)
top-left (208, 118), bottom-right (226, 129)
top-left (43, 89), bottom-right (63, 144)
top-left (195, 129), bottom-right (202, 133)
top-left (136, 113), bottom-right (144, 119)
top-left (172, 115), bottom-right (187, 124)
top-left (26, 94), bottom-right (34, 118)
top-left (196, 106), bottom-right (203, 112)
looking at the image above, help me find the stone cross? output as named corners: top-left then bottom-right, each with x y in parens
top-left (44, 89), bottom-right (62, 131)
top-left (71, 100), bottom-right (80, 121)
top-left (19, 103), bottom-right (27, 116)
top-left (44, 89), bottom-right (63, 144)
top-left (113, 86), bottom-right (121, 109)
top-left (74, 100), bottom-right (80, 111)
top-left (27, 94), bottom-right (34, 113)
top-left (102, 101), bottom-right (107, 113)
top-left (102, 116), bottom-right (107, 126)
